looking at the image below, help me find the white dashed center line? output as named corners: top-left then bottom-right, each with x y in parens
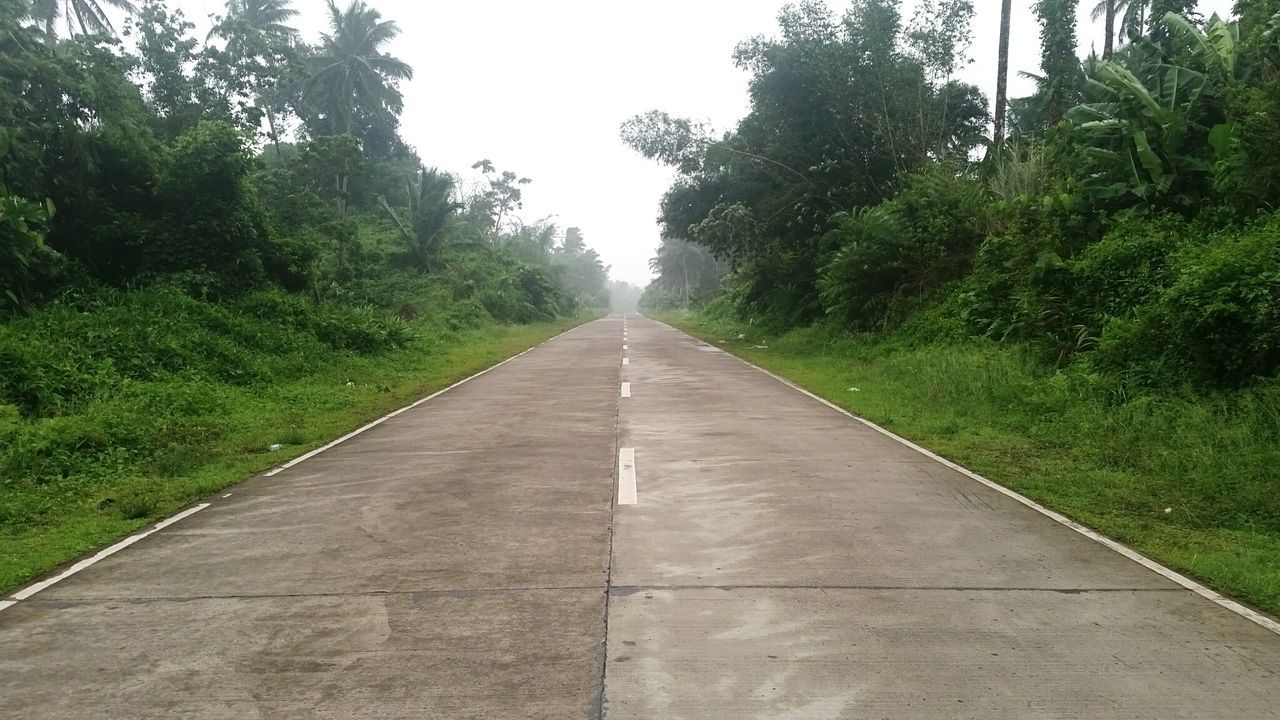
top-left (621, 382), bottom-right (631, 398)
top-left (618, 448), bottom-right (637, 505)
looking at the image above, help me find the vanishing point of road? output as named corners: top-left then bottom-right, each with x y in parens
top-left (2, 316), bottom-right (1278, 719)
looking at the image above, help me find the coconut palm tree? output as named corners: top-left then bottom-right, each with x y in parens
top-left (650, 237), bottom-right (715, 310)
top-left (305, 0), bottom-right (413, 137)
top-left (1090, 0), bottom-right (1150, 52)
top-left (29, 0), bottom-right (135, 39)
top-left (994, 0), bottom-right (1012, 148)
top-left (209, 0), bottom-right (298, 58)
top-left (1101, 0), bottom-right (1117, 56)
top-left (379, 167), bottom-right (464, 273)
top-left (209, 0), bottom-right (299, 165)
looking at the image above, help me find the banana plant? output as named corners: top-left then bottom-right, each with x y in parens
top-left (1066, 13), bottom-right (1240, 206)
top-left (1163, 12), bottom-right (1239, 80)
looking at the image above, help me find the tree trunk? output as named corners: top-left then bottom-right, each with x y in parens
top-left (1104, 0), bottom-right (1116, 58)
top-left (265, 104), bottom-right (288, 169)
top-left (994, 0), bottom-right (1013, 149)
top-left (681, 258), bottom-right (690, 310)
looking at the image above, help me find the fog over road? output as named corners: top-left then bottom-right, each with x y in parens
top-left (2, 316), bottom-right (1278, 718)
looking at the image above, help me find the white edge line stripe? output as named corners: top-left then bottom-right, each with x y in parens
top-left (7, 503), bottom-right (211, 604)
top-left (0, 600), bottom-right (14, 612)
top-left (649, 317), bottom-right (1280, 637)
top-left (618, 448), bottom-right (637, 505)
top-left (265, 323), bottom-right (584, 477)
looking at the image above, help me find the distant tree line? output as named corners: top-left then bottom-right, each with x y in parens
top-left (0, 0), bottom-right (611, 319)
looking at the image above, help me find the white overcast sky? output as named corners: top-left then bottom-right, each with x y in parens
top-left (153, 0), bottom-right (1233, 286)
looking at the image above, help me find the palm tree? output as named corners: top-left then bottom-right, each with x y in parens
top-left (1090, 0), bottom-right (1150, 52)
top-left (209, 0), bottom-right (298, 58)
top-left (993, 0), bottom-right (1012, 148)
top-left (1102, 0), bottom-right (1117, 56)
top-left (305, 0), bottom-right (413, 136)
top-left (30, 0), bottom-right (135, 39)
top-left (209, 0), bottom-right (299, 165)
top-left (379, 167), bottom-right (464, 273)
top-left (650, 237), bottom-right (713, 310)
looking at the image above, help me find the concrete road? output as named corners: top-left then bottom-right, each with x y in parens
top-left (2, 315), bottom-right (1279, 719)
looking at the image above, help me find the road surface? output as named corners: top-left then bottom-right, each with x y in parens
top-left (2, 315), bottom-right (1278, 718)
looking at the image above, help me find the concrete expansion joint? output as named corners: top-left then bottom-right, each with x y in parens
top-left (22, 585), bottom-right (611, 605)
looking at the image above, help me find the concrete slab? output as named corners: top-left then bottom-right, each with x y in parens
top-left (604, 317), bottom-right (1280, 719)
top-left (604, 587), bottom-right (1280, 719)
top-left (3, 589), bottom-right (604, 720)
top-left (613, 320), bottom-right (1174, 590)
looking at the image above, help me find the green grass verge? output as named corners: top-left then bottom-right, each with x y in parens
top-left (658, 310), bottom-right (1280, 618)
top-left (0, 316), bottom-right (587, 593)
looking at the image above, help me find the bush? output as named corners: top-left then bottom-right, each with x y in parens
top-left (443, 298), bottom-right (492, 330)
top-left (310, 304), bottom-right (415, 353)
top-left (147, 121), bottom-right (274, 291)
top-left (1093, 212), bottom-right (1280, 387)
top-left (1069, 213), bottom-right (1189, 319)
top-left (819, 166), bottom-right (987, 330)
top-left (0, 286), bottom-right (427, 419)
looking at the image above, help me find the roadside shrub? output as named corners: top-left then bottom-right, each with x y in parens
top-left (819, 166), bottom-right (987, 330)
top-left (1068, 213), bottom-right (1189, 319)
top-left (309, 304), bottom-right (415, 353)
top-left (443, 298), bottom-right (491, 330)
top-left (1094, 212), bottom-right (1280, 387)
top-left (818, 207), bottom-right (908, 329)
top-left (147, 121), bottom-right (274, 291)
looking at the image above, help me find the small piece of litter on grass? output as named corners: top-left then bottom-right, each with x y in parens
top-left (1164, 507), bottom-right (1173, 514)
top-left (736, 333), bottom-right (747, 340)
top-left (848, 387), bottom-right (862, 392)
top-left (345, 381), bottom-right (355, 387)
top-left (754, 344), bottom-right (769, 349)
top-left (268, 443), bottom-right (284, 452)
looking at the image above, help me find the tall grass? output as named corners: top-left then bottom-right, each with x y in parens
top-left (667, 312), bottom-right (1280, 616)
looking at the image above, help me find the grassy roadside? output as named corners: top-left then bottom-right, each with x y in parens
top-left (658, 310), bottom-right (1280, 618)
top-left (1, 314), bottom-right (589, 593)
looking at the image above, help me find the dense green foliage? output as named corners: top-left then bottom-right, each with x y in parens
top-left (0, 0), bottom-right (609, 588)
top-left (0, 0), bottom-right (609, 316)
top-left (630, 0), bottom-right (1280, 392)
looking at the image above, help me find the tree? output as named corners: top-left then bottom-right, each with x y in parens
top-left (209, 0), bottom-right (298, 56)
top-left (1035, 0), bottom-right (1083, 125)
top-left (304, 0), bottom-right (413, 137)
top-left (625, 0), bottom-right (987, 323)
top-left (379, 167), bottom-right (463, 273)
top-left (649, 236), bottom-right (718, 310)
top-left (1067, 14), bottom-right (1239, 206)
top-left (208, 0), bottom-right (300, 165)
top-left (552, 228), bottom-right (610, 308)
top-left (1104, 0), bottom-right (1117, 56)
top-left (29, 0), bottom-right (135, 39)
top-left (994, 0), bottom-right (1013, 146)
top-left (471, 159), bottom-right (531, 240)
top-left (562, 227), bottom-right (585, 254)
